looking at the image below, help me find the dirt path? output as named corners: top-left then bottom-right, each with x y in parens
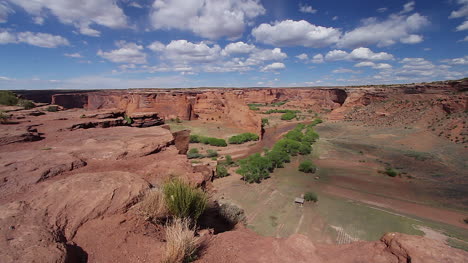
top-left (321, 184), bottom-right (468, 229)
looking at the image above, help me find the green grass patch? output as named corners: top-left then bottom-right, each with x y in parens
top-left (228, 133), bottom-right (259, 144)
top-left (190, 135), bottom-right (227, 147)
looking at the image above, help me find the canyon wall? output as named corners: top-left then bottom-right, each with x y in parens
top-left (50, 79), bottom-right (467, 142)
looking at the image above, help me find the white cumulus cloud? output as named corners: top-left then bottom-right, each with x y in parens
top-left (98, 41), bottom-right (147, 64)
top-left (0, 29), bottom-right (69, 47)
top-left (324, 47), bottom-right (394, 62)
top-left (261, 62), bottom-right (285, 72)
top-left (252, 19), bottom-right (341, 48)
top-left (337, 13), bottom-right (429, 48)
top-left (222, 41), bottom-right (256, 55)
top-left (150, 0), bottom-right (265, 39)
top-left (355, 61), bottom-right (393, 69)
top-left (7, 0), bottom-right (128, 36)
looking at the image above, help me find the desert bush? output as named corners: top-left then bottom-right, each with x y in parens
top-left (309, 118), bottom-right (323, 126)
top-left (264, 109), bottom-right (300, 114)
top-left (0, 91), bottom-right (18, 106)
top-left (270, 101), bottom-right (287, 107)
top-left (236, 153), bottom-right (271, 183)
top-left (162, 218), bottom-right (199, 263)
top-left (281, 111), bottom-right (296, 120)
top-left (228, 133), bottom-right (259, 144)
top-left (0, 111), bottom-right (9, 123)
top-left (187, 148), bottom-right (204, 159)
top-left (216, 164), bottom-right (229, 178)
top-left (139, 189), bottom-right (168, 221)
top-left (261, 118), bottom-right (269, 127)
top-left (46, 105), bottom-right (59, 112)
top-left (224, 155), bottom-right (234, 166)
top-left (298, 160), bottom-right (316, 173)
top-left (206, 149), bottom-right (218, 158)
top-left (190, 135), bottom-right (227, 147)
top-left (303, 128), bottom-right (319, 144)
top-left (163, 179), bottom-right (207, 220)
top-left (249, 105), bottom-right (260, 111)
top-left (17, 99), bottom-right (35, 109)
top-left (304, 191), bottom-right (318, 202)
top-left (384, 167), bottom-right (398, 177)
top-left (299, 142), bottom-right (312, 155)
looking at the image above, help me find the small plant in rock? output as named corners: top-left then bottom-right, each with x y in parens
top-left (124, 115), bottom-right (133, 124)
top-left (46, 105), bottom-right (59, 112)
top-left (162, 218), bottom-right (200, 263)
top-left (298, 160), bottom-right (316, 173)
top-left (304, 191), bottom-right (318, 202)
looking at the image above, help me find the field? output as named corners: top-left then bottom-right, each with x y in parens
top-left (213, 121), bottom-right (468, 249)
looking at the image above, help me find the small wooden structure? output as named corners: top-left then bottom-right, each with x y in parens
top-left (294, 197), bottom-right (305, 207)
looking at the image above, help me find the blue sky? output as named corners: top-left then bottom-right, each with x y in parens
top-left (0, 0), bottom-right (467, 89)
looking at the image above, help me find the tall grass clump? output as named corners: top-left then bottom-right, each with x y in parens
top-left (162, 218), bottom-right (199, 263)
top-left (163, 179), bottom-right (207, 221)
top-left (139, 189), bottom-right (168, 221)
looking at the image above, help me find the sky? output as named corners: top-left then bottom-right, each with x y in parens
top-left (0, 0), bottom-right (467, 90)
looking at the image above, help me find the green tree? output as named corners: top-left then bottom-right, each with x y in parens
top-left (236, 153), bottom-right (271, 183)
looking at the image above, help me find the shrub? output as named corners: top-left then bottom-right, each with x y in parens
top-left (206, 149), bottom-right (218, 158)
top-left (224, 155), bottom-right (234, 166)
top-left (281, 111), bottom-right (296, 120)
top-left (270, 101), bottom-right (287, 107)
top-left (17, 99), bottom-right (35, 110)
top-left (187, 148), bottom-right (204, 159)
top-left (189, 135), bottom-right (201, 143)
top-left (0, 111), bottom-right (9, 123)
top-left (162, 218), bottom-right (199, 263)
top-left (304, 192), bottom-right (318, 202)
top-left (46, 105), bottom-right (59, 112)
top-left (264, 109), bottom-right (300, 114)
top-left (175, 117), bottom-right (182, 123)
top-left (228, 133), bottom-right (259, 144)
top-left (163, 179), bottom-right (207, 221)
top-left (249, 105), bottom-right (260, 111)
top-left (385, 168), bottom-right (398, 177)
top-left (190, 135), bottom-right (227, 147)
top-left (299, 142), bottom-right (312, 155)
top-left (216, 164), bottom-right (229, 178)
top-left (236, 153), bottom-right (271, 183)
top-left (261, 118), bottom-right (269, 127)
top-left (310, 118), bottom-right (323, 126)
top-left (303, 128), bottom-right (319, 144)
top-left (0, 91), bottom-right (18, 106)
top-left (139, 189), bottom-right (168, 221)
top-left (298, 160), bottom-right (316, 173)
